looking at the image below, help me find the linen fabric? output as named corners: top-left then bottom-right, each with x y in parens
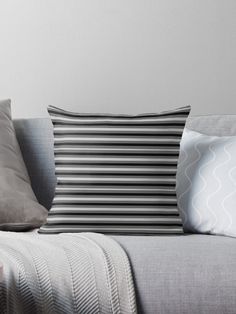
top-left (0, 100), bottom-right (47, 230)
top-left (177, 128), bottom-right (236, 237)
top-left (114, 234), bottom-right (236, 314)
top-left (39, 105), bottom-right (190, 234)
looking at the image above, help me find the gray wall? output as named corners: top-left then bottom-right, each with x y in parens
top-left (0, 0), bottom-right (235, 118)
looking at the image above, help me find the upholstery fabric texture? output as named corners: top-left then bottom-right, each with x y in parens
top-left (177, 129), bottom-right (236, 237)
top-left (0, 100), bottom-right (47, 230)
top-left (114, 234), bottom-right (236, 314)
top-left (39, 105), bottom-right (190, 234)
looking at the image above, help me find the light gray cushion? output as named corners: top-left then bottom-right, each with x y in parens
top-left (187, 115), bottom-right (236, 136)
top-left (0, 100), bottom-right (47, 230)
top-left (114, 234), bottom-right (236, 314)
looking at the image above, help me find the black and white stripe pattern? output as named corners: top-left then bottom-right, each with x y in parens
top-left (39, 105), bottom-right (191, 234)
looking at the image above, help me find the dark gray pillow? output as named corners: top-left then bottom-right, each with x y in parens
top-left (0, 99), bottom-right (47, 230)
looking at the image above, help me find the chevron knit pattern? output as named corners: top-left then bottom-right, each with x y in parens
top-left (40, 105), bottom-right (190, 234)
top-left (0, 231), bottom-right (137, 314)
top-left (177, 129), bottom-right (236, 237)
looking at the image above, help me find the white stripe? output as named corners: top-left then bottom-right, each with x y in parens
top-left (54, 127), bottom-right (183, 133)
top-left (53, 196), bottom-right (176, 202)
top-left (50, 206), bottom-right (179, 213)
top-left (55, 156), bottom-right (178, 163)
top-left (54, 137), bottom-right (180, 143)
top-left (47, 216), bottom-right (181, 223)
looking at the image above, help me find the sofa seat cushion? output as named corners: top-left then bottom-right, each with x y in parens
top-left (114, 234), bottom-right (236, 314)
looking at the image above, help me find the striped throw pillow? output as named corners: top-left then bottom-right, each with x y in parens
top-left (39, 105), bottom-right (191, 234)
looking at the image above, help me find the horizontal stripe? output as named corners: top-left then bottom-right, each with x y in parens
top-left (55, 187), bottom-right (176, 197)
top-left (49, 206), bottom-right (179, 214)
top-left (55, 186), bottom-right (176, 193)
top-left (53, 122), bottom-right (187, 129)
top-left (54, 156), bottom-right (178, 165)
top-left (39, 224), bottom-right (183, 234)
top-left (54, 136), bottom-right (181, 145)
top-left (55, 166), bottom-right (177, 175)
top-left (54, 146), bottom-right (180, 155)
top-left (53, 196), bottom-right (177, 205)
top-left (52, 119), bottom-right (187, 126)
top-left (46, 215), bottom-right (182, 224)
top-left (53, 126), bottom-right (184, 135)
top-left (56, 176), bottom-right (176, 185)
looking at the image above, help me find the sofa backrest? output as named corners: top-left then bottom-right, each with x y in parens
top-left (13, 115), bottom-right (236, 210)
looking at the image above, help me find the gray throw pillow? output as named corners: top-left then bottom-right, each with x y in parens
top-left (0, 99), bottom-right (47, 230)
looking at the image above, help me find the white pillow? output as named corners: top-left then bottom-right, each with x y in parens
top-left (177, 128), bottom-right (236, 237)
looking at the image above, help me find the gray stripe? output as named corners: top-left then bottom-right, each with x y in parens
top-left (56, 176), bottom-right (176, 185)
top-left (46, 215), bottom-right (182, 224)
top-left (53, 126), bottom-right (184, 135)
top-left (49, 206), bottom-right (179, 214)
top-left (54, 136), bottom-right (181, 145)
top-left (55, 156), bottom-right (178, 165)
top-left (54, 146), bottom-right (180, 155)
top-left (53, 195), bottom-right (177, 205)
top-left (51, 116), bottom-right (188, 125)
top-left (39, 225), bottom-right (183, 234)
top-left (55, 186), bottom-right (176, 194)
top-left (55, 165), bottom-right (176, 175)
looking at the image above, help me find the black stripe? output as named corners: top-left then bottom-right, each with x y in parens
top-left (53, 122), bottom-right (187, 127)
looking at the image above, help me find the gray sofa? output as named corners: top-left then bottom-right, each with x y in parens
top-left (13, 115), bottom-right (236, 314)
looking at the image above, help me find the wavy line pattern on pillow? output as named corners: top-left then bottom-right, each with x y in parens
top-left (177, 131), bottom-right (203, 228)
top-left (177, 129), bottom-right (236, 237)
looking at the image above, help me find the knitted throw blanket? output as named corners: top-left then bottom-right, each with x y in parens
top-left (0, 231), bottom-right (136, 314)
